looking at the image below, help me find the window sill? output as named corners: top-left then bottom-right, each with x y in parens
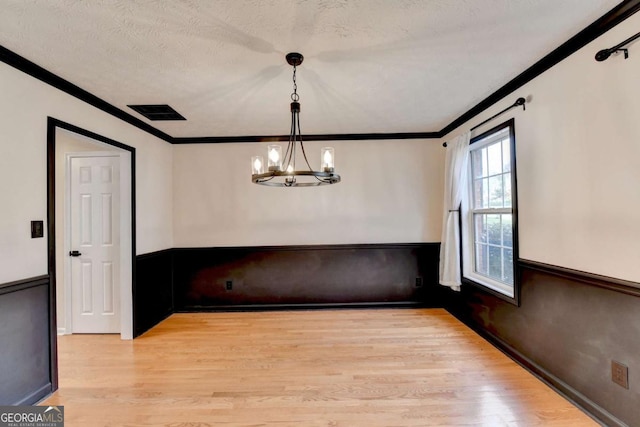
top-left (461, 276), bottom-right (520, 306)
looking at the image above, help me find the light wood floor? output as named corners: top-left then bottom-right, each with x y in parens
top-left (44, 309), bottom-right (597, 426)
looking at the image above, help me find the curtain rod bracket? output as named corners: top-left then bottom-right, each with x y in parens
top-left (621, 48), bottom-right (629, 59)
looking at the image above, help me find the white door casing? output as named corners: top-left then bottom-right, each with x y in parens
top-left (69, 155), bottom-right (120, 333)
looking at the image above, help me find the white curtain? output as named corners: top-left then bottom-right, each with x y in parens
top-left (439, 132), bottom-right (470, 291)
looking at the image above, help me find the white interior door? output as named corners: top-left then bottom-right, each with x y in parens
top-left (70, 156), bottom-right (120, 333)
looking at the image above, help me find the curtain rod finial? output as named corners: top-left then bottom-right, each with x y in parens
top-left (595, 49), bottom-right (612, 61)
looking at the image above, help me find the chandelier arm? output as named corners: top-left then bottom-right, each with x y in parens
top-left (283, 144), bottom-right (291, 170)
top-left (282, 112), bottom-right (295, 169)
top-left (290, 111), bottom-right (298, 169)
top-left (289, 112), bottom-right (296, 165)
top-left (291, 113), bottom-right (297, 170)
top-left (300, 141), bottom-right (314, 171)
top-left (293, 112), bottom-right (311, 170)
top-left (297, 119), bottom-right (324, 183)
top-left (297, 119), bottom-right (312, 170)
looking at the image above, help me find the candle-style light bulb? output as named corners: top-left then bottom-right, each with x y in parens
top-left (284, 164), bottom-right (295, 185)
top-left (267, 144), bottom-right (282, 171)
top-left (321, 147), bottom-right (335, 172)
top-left (269, 148), bottom-right (280, 163)
top-left (323, 150), bottom-right (332, 166)
top-left (251, 156), bottom-right (264, 175)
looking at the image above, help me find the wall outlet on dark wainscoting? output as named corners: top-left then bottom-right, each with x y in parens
top-left (415, 277), bottom-right (423, 288)
top-left (612, 360), bottom-right (629, 389)
top-left (225, 280), bottom-right (233, 291)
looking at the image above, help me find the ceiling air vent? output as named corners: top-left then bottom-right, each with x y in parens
top-left (128, 104), bottom-right (186, 121)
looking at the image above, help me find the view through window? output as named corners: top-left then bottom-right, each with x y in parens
top-left (462, 120), bottom-right (518, 300)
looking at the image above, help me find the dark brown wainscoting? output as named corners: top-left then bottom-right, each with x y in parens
top-left (445, 260), bottom-right (640, 427)
top-left (134, 249), bottom-right (174, 337)
top-left (172, 243), bottom-right (441, 311)
top-left (133, 244), bottom-right (442, 335)
top-left (0, 275), bottom-right (52, 405)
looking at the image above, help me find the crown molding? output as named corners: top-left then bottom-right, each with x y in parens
top-left (2, 0), bottom-right (638, 144)
top-left (0, 45), bottom-right (174, 143)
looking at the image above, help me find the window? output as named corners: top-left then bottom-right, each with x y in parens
top-left (462, 120), bottom-right (519, 302)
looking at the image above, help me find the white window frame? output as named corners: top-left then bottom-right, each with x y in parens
top-left (461, 120), bottom-right (519, 303)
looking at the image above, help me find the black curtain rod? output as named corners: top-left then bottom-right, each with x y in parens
top-left (595, 30), bottom-right (640, 61)
top-left (442, 97), bottom-right (526, 147)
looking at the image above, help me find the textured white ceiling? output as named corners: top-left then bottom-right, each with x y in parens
top-left (0, 0), bottom-right (621, 138)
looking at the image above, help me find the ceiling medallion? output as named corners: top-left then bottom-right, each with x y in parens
top-left (251, 53), bottom-right (341, 187)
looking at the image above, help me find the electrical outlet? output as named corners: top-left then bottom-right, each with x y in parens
top-left (611, 360), bottom-right (629, 389)
top-left (415, 277), bottom-right (423, 288)
top-left (225, 280), bottom-right (233, 291)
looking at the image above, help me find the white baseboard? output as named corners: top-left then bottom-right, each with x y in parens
top-left (57, 327), bottom-right (67, 336)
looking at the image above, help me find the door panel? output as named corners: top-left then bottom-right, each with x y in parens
top-left (70, 156), bottom-right (120, 333)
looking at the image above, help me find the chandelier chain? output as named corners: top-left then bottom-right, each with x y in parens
top-left (291, 65), bottom-right (299, 102)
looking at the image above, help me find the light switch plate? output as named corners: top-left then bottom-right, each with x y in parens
top-left (31, 220), bottom-right (44, 238)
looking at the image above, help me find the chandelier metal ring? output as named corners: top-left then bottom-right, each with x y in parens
top-left (252, 170), bottom-right (341, 187)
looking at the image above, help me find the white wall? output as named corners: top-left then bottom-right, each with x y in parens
top-left (0, 62), bottom-right (173, 284)
top-left (173, 139), bottom-right (444, 246)
top-left (5, 10), bottom-right (637, 285)
top-left (441, 12), bottom-right (640, 283)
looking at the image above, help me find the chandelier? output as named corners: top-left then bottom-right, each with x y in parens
top-left (251, 53), bottom-right (341, 187)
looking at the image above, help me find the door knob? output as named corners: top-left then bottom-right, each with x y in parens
top-left (69, 250), bottom-right (82, 257)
